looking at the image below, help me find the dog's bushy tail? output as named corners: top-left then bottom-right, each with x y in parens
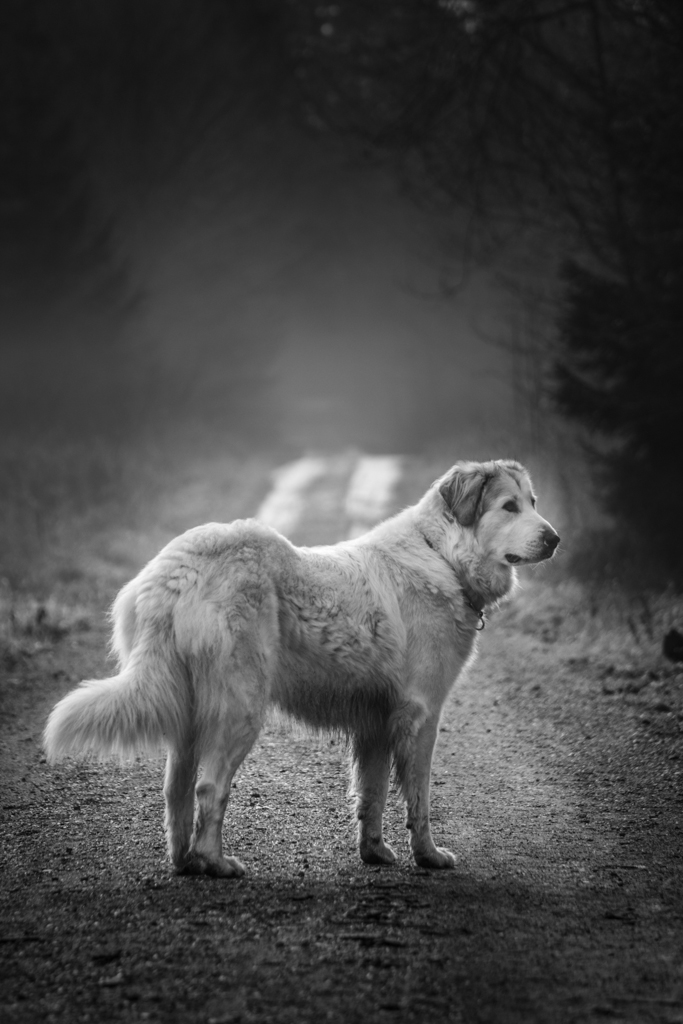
top-left (43, 657), bottom-right (186, 760)
top-left (44, 580), bottom-right (189, 761)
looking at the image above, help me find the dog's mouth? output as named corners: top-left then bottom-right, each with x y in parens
top-left (506, 545), bottom-right (558, 566)
top-left (505, 551), bottom-right (548, 565)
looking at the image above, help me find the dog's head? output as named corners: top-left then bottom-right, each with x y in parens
top-left (437, 460), bottom-right (559, 565)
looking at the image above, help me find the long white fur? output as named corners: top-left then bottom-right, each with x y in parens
top-left (44, 459), bottom-right (558, 879)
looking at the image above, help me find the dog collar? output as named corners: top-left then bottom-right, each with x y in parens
top-left (421, 534), bottom-right (486, 630)
top-left (463, 593), bottom-right (486, 631)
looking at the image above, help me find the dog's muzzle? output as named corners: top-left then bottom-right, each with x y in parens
top-left (541, 528), bottom-right (560, 557)
top-left (506, 528), bottom-right (560, 564)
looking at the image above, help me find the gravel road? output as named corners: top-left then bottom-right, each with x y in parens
top-left (2, 456), bottom-right (682, 1024)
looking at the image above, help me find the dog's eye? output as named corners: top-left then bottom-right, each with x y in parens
top-left (503, 501), bottom-right (519, 513)
top-left (531, 496), bottom-right (537, 508)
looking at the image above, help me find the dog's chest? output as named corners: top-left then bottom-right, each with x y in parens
top-left (400, 581), bottom-right (478, 668)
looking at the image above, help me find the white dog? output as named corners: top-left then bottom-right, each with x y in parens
top-left (44, 460), bottom-right (559, 877)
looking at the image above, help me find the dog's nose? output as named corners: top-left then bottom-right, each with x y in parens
top-left (543, 529), bottom-right (560, 552)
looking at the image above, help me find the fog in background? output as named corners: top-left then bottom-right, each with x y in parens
top-left (128, 154), bottom-right (529, 453)
top-left (1, 2), bottom-right (553, 459)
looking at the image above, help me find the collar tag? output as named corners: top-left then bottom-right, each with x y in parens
top-left (466, 600), bottom-right (486, 631)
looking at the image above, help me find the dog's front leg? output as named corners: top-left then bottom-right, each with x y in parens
top-left (396, 712), bottom-right (456, 869)
top-left (352, 732), bottom-right (396, 865)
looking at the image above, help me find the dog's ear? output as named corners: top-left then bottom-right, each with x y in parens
top-left (439, 464), bottom-right (491, 527)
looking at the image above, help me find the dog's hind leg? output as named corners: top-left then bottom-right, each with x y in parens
top-left (393, 707), bottom-right (456, 869)
top-left (352, 731), bottom-right (396, 866)
top-left (182, 701), bottom-right (263, 879)
top-left (176, 590), bottom-right (277, 879)
top-left (164, 744), bottom-right (199, 871)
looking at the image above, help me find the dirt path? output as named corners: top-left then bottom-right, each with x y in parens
top-left (2, 456), bottom-right (683, 1024)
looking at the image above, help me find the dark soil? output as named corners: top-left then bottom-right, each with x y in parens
top-left (2, 454), bottom-right (683, 1024)
top-left (2, 600), bottom-right (683, 1024)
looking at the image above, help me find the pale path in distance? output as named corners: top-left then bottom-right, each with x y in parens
top-left (255, 454), bottom-right (403, 540)
top-left (345, 455), bottom-right (403, 538)
top-left (255, 456), bottom-right (329, 536)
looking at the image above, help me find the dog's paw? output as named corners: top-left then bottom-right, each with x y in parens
top-left (413, 846), bottom-right (456, 870)
top-left (178, 853), bottom-right (246, 879)
top-left (360, 837), bottom-right (397, 866)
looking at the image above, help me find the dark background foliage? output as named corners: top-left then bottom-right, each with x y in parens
top-left (2, 0), bottom-right (682, 581)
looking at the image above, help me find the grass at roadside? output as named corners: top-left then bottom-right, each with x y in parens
top-left (0, 426), bottom-right (275, 670)
top-left (500, 577), bottom-right (683, 673)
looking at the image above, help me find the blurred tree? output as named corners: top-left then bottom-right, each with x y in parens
top-left (0, 1), bottom-right (127, 314)
top-left (0, 0), bottom-right (290, 313)
top-left (0, 0), bottom-right (291, 436)
top-left (289, 0), bottom-right (683, 577)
